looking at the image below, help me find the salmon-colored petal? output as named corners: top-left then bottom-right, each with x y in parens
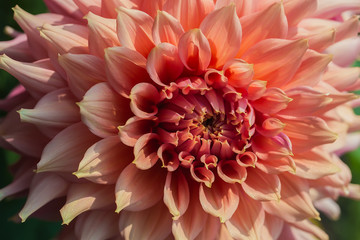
top-left (216, 224), bottom-right (235, 240)
top-left (86, 12), bottom-right (120, 58)
top-left (75, 211), bottom-right (119, 240)
top-left (200, 4), bottom-right (242, 68)
top-left (60, 183), bottom-right (114, 224)
top-left (263, 173), bottom-right (320, 222)
top-left (79, 83), bottom-right (131, 138)
top-left (252, 133), bottom-right (293, 161)
top-left (115, 163), bottom-right (165, 212)
top-left (199, 179), bottom-right (239, 222)
top-left (223, 59), bottom-right (254, 88)
top-left (283, 0), bottom-right (317, 26)
top-left (116, 7), bottom-right (154, 57)
top-left (44, 0), bottom-right (83, 20)
top-left (324, 63), bottom-right (360, 91)
top-left (133, 133), bottom-right (161, 169)
top-left (133, 0), bottom-right (167, 18)
top-left (312, 0), bottom-right (360, 19)
top-left (290, 220), bottom-right (329, 240)
top-left (37, 122), bottom-right (99, 173)
top-left (215, 0), bottom-right (253, 18)
top-left (164, 0), bottom-right (215, 31)
top-left (242, 168), bottom-right (281, 201)
top-left (58, 53), bottom-right (105, 99)
top-left (163, 171), bottom-right (190, 219)
top-left (73, 0), bottom-right (101, 15)
top-left (243, 39), bottom-right (308, 87)
top-left (75, 136), bottom-right (133, 184)
top-left (225, 188), bottom-right (265, 240)
top-left (256, 117), bottom-right (285, 138)
top-left (237, 2), bottom-right (288, 57)
top-left (105, 46), bottom-right (151, 97)
top-left (153, 11), bottom-right (184, 45)
top-left (18, 88), bottom-right (80, 138)
top-left (0, 56), bottom-right (66, 99)
top-left (262, 213), bottom-right (284, 240)
top-left (119, 117), bottom-right (156, 147)
top-left (194, 216), bottom-right (221, 240)
top-left (147, 43), bottom-right (184, 86)
top-left (119, 201), bottom-right (172, 240)
top-left (130, 83), bottom-right (161, 118)
top-left (217, 160), bottom-right (247, 184)
top-left (101, 0), bottom-right (130, 18)
top-left (19, 173), bottom-right (68, 222)
top-left (251, 88), bottom-right (292, 114)
top-left (256, 156), bottom-right (296, 175)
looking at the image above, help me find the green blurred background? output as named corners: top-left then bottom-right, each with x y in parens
top-left (0, 1), bottom-right (359, 239)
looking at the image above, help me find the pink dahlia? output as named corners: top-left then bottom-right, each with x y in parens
top-left (1, 0), bottom-right (360, 239)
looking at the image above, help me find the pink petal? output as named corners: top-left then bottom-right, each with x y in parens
top-left (119, 201), bottom-right (172, 240)
top-left (105, 46), bottom-right (151, 97)
top-left (60, 183), bottom-right (114, 224)
top-left (133, 133), bottom-right (161, 170)
top-left (101, 0), bottom-right (136, 18)
top-left (251, 88), bottom-right (292, 114)
top-left (283, 0), bottom-right (318, 26)
top-left (37, 122), bottom-right (99, 173)
top-left (73, 0), bottom-right (101, 15)
top-left (115, 163), bottom-right (165, 212)
top-left (262, 214), bottom-right (284, 240)
top-left (75, 136), bottom-right (133, 184)
top-left (200, 4), bottom-right (242, 68)
top-left (199, 179), bottom-right (239, 222)
top-left (217, 160), bottom-right (247, 184)
top-left (314, 198), bottom-right (340, 220)
top-left (324, 63), bottom-right (360, 91)
top-left (194, 216), bottom-right (221, 240)
top-left (326, 37), bottom-right (360, 67)
top-left (152, 11), bottom-right (184, 45)
top-left (44, 0), bottom-right (83, 20)
top-left (79, 83), bottom-right (131, 138)
top-left (312, 0), bottom-right (360, 19)
top-left (290, 220), bottom-right (329, 240)
top-left (58, 53), bottom-right (106, 99)
top-left (215, 0), bottom-right (253, 17)
top-left (119, 117), bottom-right (156, 147)
top-left (116, 7), bottom-right (154, 57)
top-left (86, 12), bottom-right (120, 58)
top-left (146, 43), bottom-right (184, 86)
top-left (0, 34), bottom-right (33, 62)
top-left (130, 83), bottom-right (161, 118)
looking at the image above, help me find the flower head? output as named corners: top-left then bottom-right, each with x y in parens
top-left (1, 0), bottom-right (360, 239)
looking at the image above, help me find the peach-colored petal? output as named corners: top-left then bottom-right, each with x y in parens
top-left (313, 0), bottom-right (360, 19)
top-left (200, 4), bottom-right (242, 68)
top-left (116, 7), bottom-right (154, 57)
top-left (252, 133), bottom-right (293, 161)
top-left (242, 168), bottom-right (281, 201)
top-left (119, 201), bottom-right (172, 240)
top-left (133, 133), bottom-right (161, 169)
top-left (215, 0), bottom-right (254, 18)
top-left (199, 179), bottom-right (239, 222)
top-left (237, 2), bottom-right (288, 57)
top-left (256, 117), bottom-right (285, 138)
top-left (115, 163), bottom-right (165, 212)
top-left (60, 183), bottom-right (114, 224)
top-left (283, 0), bottom-right (318, 26)
top-left (226, 188), bottom-right (265, 240)
top-left (194, 216), bottom-right (221, 240)
top-left (133, 0), bottom-right (167, 18)
top-left (101, 0), bottom-right (131, 18)
top-left (18, 88), bottom-right (80, 138)
top-left (217, 160), bottom-right (247, 184)
top-left (105, 46), bottom-right (151, 97)
top-left (58, 53), bottom-right (106, 99)
top-left (86, 12), bottom-right (120, 58)
top-left (75, 136), bottom-right (133, 184)
top-left (0, 56), bottom-right (66, 99)
top-left (37, 122), bottom-right (99, 173)
top-left (119, 117), bottom-right (156, 147)
top-left (78, 83), bottom-right (131, 138)
top-left (223, 59), bottom-right (254, 88)
top-left (130, 83), bottom-right (161, 118)
top-left (243, 38), bottom-right (308, 87)
top-left (73, 0), bottom-right (101, 15)
top-left (75, 211), bottom-right (119, 240)
top-left (256, 156), bottom-right (296, 175)
top-left (324, 63), bottom-right (360, 91)
top-left (163, 171), bottom-right (190, 220)
top-left (146, 43), bottom-right (184, 86)
top-left (290, 220), bottom-right (329, 240)
top-left (262, 214), bottom-right (284, 240)
top-left (251, 88), bottom-right (292, 114)
top-left (216, 224), bottom-right (235, 240)
top-left (153, 11), bottom-right (184, 45)
top-left (44, 0), bottom-right (83, 20)
top-left (18, 173), bottom-right (68, 222)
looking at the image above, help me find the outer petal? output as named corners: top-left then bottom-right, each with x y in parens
top-left (119, 201), bottom-right (172, 240)
top-left (73, 0), bottom-right (101, 15)
top-left (0, 34), bottom-right (33, 62)
top-left (75, 136), bottom-right (133, 184)
top-left (152, 11), bottom-right (184, 45)
top-left (313, 0), bottom-right (360, 18)
top-left (78, 83), bottom-right (131, 138)
top-left (283, 0), bottom-right (317, 26)
top-left (115, 163), bottom-right (165, 212)
top-left (326, 37), bottom-right (360, 67)
top-left (194, 216), bottom-right (221, 240)
top-left (200, 4), bottom-right (242, 68)
top-left (44, 0), bottom-right (83, 20)
top-left (37, 122), bottom-right (99, 173)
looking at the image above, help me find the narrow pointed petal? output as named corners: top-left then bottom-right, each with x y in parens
top-left (215, 0), bottom-right (253, 17)
top-left (199, 179), bottom-right (239, 222)
top-left (105, 46), bottom-right (151, 97)
top-left (242, 168), bottom-right (281, 201)
top-left (290, 220), bottom-right (329, 240)
top-left (73, 0), bottom-right (101, 15)
top-left (284, 0), bottom-right (317, 26)
top-left (60, 183), bottom-right (114, 225)
top-left (252, 133), bottom-right (293, 161)
top-left (116, 7), bottom-right (154, 57)
top-left (313, 0), bottom-right (360, 19)
top-left (86, 12), bottom-right (120, 58)
top-left (163, 171), bottom-right (190, 220)
top-left (226, 189), bottom-right (265, 240)
top-left (324, 64), bottom-right (360, 91)
top-left (115, 164), bottom-right (165, 212)
top-left (58, 53), bottom-right (106, 99)
top-left (326, 37), bottom-right (360, 67)
top-left (242, 39), bottom-right (308, 87)
top-left (256, 156), bottom-right (296, 175)
top-left (153, 11), bottom-right (184, 45)
top-left (0, 56), bottom-right (66, 99)
top-left (75, 136), bottom-right (133, 184)
top-left (251, 88), bottom-right (292, 114)
top-left (314, 198), bottom-right (340, 220)
top-left (44, 0), bottom-right (83, 20)
top-left (19, 174), bottom-right (68, 222)
top-left (237, 2), bottom-right (288, 56)
top-left (0, 34), bottom-right (33, 62)
top-left (75, 211), bottom-right (119, 240)
top-left (18, 88), bottom-right (80, 138)
top-left (119, 201), bottom-right (172, 240)
top-left (37, 123), bottom-right (99, 173)
top-left (78, 83), bottom-right (131, 138)
top-left (200, 4), bottom-right (242, 68)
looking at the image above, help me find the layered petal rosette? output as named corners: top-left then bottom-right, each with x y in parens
top-left (1, 0), bottom-right (360, 239)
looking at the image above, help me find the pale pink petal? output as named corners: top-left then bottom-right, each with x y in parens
top-left (73, 0), bottom-right (101, 15)
top-left (325, 37), bottom-right (360, 67)
top-left (313, 0), bottom-right (360, 19)
top-left (0, 34), bottom-right (33, 62)
top-left (75, 136), bottom-right (133, 184)
top-left (60, 183), bottom-right (114, 224)
top-left (119, 201), bottom-right (172, 240)
top-left (115, 164), bottom-right (165, 212)
top-left (37, 122), bottom-right (99, 173)
top-left (262, 214), bottom-right (284, 240)
top-left (44, 0), bottom-right (83, 20)
top-left (290, 220), bottom-right (329, 240)
top-left (314, 198), bottom-right (341, 220)
top-left (152, 11), bottom-right (184, 45)
top-left (200, 4), bottom-right (242, 68)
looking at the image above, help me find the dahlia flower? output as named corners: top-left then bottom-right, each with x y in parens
top-left (1, 0), bottom-right (360, 239)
